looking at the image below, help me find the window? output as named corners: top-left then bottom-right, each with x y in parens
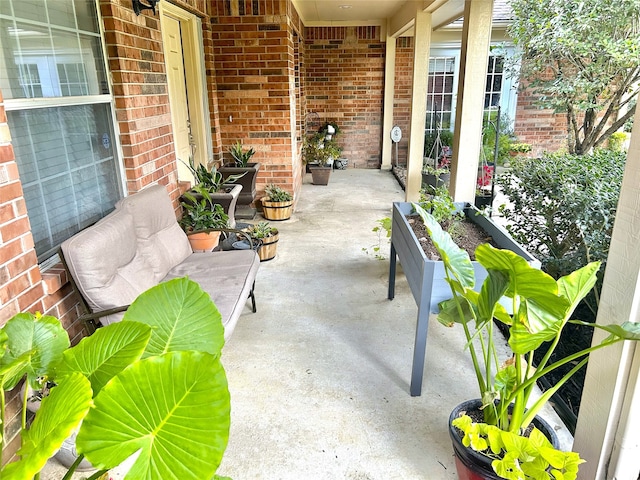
top-left (0, 0), bottom-right (122, 261)
top-left (425, 57), bottom-right (455, 132)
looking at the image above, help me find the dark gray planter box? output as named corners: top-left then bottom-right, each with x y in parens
top-left (180, 184), bottom-right (242, 228)
top-left (388, 201), bottom-right (538, 397)
top-left (219, 162), bottom-right (261, 206)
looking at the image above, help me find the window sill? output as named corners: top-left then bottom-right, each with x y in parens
top-left (41, 263), bottom-right (69, 295)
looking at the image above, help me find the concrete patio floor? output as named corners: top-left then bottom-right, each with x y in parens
top-left (43, 168), bottom-right (570, 479)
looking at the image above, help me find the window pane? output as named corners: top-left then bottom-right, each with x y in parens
top-left (11, 0), bottom-right (47, 23)
top-left (9, 104), bottom-right (122, 260)
top-left (0, 2), bottom-right (106, 99)
top-left (47, 1), bottom-right (77, 29)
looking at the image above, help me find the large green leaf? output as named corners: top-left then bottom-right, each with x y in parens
top-left (557, 261), bottom-right (601, 317)
top-left (77, 351), bottom-right (230, 480)
top-left (58, 322), bottom-right (152, 395)
top-left (1, 372), bottom-right (92, 480)
top-left (0, 313), bottom-right (69, 390)
top-left (122, 278), bottom-right (225, 358)
top-left (477, 269), bottom-right (510, 323)
top-left (509, 303), bottom-right (563, 354)
top-left (412, 203), bottom-right (475, 289)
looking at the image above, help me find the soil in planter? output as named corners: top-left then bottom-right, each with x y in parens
top-left (406, 214), bottom-right (499, 261)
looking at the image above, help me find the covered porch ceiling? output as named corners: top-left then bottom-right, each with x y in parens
top-left (291, 0), bottom-right (465, 34)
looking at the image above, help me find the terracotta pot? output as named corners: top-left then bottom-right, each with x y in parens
top-left (257, 231), bottom-right (279, 261)
top-left (261, 197), bottom-right (292, 221)
top-left (188, 231), bottom-right (221, 251)
top-left (449, 399), bottom-right (559, 480)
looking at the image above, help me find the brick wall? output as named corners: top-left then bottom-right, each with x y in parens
top-left (305, 26), bottom-right (385, 169)
top-left (209, 0), bottom-right (301, 201)
top-left (393, 37), bottom-right (414, 166)
top-left (513, 77), bottom-right (569, 156)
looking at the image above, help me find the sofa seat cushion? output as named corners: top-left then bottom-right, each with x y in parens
top-left (163, 250), bottom-right (260, 339)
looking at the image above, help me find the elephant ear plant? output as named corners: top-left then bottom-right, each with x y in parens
top-left (0, 277), bottom-right (231, 480)
top-left (414, 203), bottom-right (640, 480)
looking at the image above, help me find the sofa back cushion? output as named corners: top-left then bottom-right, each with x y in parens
top-left (116, 184), bottom-right (192, 279)
top-left (60, 208), bottom-right (158, 315)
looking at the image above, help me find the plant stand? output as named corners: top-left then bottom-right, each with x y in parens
top-left (387, 202), bottom-right (538, 396)
top-left (219, 162), bottom-right (261, 207)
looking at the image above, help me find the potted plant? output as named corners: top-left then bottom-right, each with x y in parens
top-left (416, 204), bottom-right (640, 480)
top-left (303, 132), bottom-right (342, 185)
top-left (261, 184), bottom-right (293, 221)
top-left (475, 162), bottom-right (495, 209)
top-left (245, 221), bottom-right (279, 261)
top-left (0, 278), bottom-right (232, 479)
top-left (508, 142), bottom-right (532, 157)
top-left (220, 141), bottom-right (262, 208)
top-left (180, 156), bottom-right (244, 227)
top-left (179, 192), bottom-right (230, 251)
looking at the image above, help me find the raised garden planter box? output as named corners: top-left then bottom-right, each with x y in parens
top-left (387, 201), bottom-right (539, 396)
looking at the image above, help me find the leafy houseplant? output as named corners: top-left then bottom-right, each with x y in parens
top-left (179, 194), bottom-right (229, 250)
top-left (228, 140), bottom-right (256, 168)
top-left (415, 203), bottom-right (640, 479)
top-left (0, 278), bottom-right (232, 480)
top-left (261, 184), bottom-right (293, 221)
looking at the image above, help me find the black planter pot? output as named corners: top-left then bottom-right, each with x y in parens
top-left (422, 172), bottom-right (450, 189)
top-left (474, 193), bottom-right (495, 209)
top-left (449, 399), bottom-right (559, 480)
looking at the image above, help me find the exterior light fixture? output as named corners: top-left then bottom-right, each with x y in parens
top-left (132, 0), bottom-right (160, 15)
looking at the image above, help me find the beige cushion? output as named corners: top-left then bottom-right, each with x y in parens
top-left (60, 209), bottom-right (157, 323)
top-left (117, 184), bottom-right (192, 280)
top-left (163, 250), bottom-right (260, 339)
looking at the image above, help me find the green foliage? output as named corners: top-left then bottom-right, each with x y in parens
top-left (509, 143), bottom-right (533, 154)
top-left (453, 415), bottom-right (584, 480)
top-left (607, 132), bottom-right (628, 152)
top-left (496, 150), bottom-right (626, 313)
top-left (179, 195), bottom-right (229, 233)
top-left (507, 0), bottom-right (640, 154)
top-left (228, 140), bottom-right (256, 167)
top-left (246, 221), bottom-right (278, 239)
top-left (264, 184), bottom-right (293, 202)
top-left (419, 185), bottom-right (462, 225)
top-left (416, 203), bottom-right (640, 478)
top-left (0, 278), bottom-right (232, 479)
top-left (424, 130), bottom-right (454, 159)
top-left (181, 157), bottom-right (244, 193)
top-left (303, 133), bottom-right (343, 166)
top-left (362, 217), bottom-right (391, 260)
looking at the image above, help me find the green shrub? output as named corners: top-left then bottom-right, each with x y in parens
top-left (496, 150), bottom-right (626, 313)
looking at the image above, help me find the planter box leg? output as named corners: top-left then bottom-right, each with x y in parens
top-left (410, 304), bottom-right (430, 396)
top-left (388, 243), bottom-right (397, 300)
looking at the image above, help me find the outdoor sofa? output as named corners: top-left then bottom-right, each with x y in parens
top-left (60, 184), bottom-right (260, 340)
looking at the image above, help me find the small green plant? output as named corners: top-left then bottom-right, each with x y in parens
top-left (419, 185), bottom-right (462, 224)
top-left (607, 132), bottom-right (628, 152)
top-left (509, 142), bottom-right (532, 153)
top-left (416, 202), bottom-right (640, 480)
top-left (246, 221), bottom-right (277, 239)
top-left (264, 184), bottom-right (293, 202)
top-left (228, 141), bottom-right (256, 167)
top-left (362, 217), bottom-right (391, 260)
top-left (181, 157), bottom-right (245, 193)
top-left (179, 194), bottom-right (229, 232)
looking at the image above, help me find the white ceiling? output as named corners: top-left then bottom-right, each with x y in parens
top-left (291, 0), bottom-right (466, 33)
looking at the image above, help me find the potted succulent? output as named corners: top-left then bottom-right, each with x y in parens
top-left (179, 192), bottom-right (230, 251)
top-left (261, 184), bottom-right (293, 221)
top-left (219, 141), bottom-right (262, 207)
top-left (245, 221), bottom-right (279, 261)
top-left (416, 204), bottom-right (640, 480)
top-left (303, 132), bottom-right (342, 185)
top-left (0, 278), bottom-right (231, 479)
top-left (180, 156), bottom-right (244, 227)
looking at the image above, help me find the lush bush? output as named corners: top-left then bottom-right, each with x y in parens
top-left (496, 150), bottom-right (627, 313)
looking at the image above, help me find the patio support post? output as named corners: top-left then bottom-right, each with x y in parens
top-left (405, 7), bottom-right (432, 202)
top-left (449, 0), bottom-right (493, 202)
top-left (573, 107), bottom-right (640, 480)
top-left (381, 28), bottom-right (397, 171)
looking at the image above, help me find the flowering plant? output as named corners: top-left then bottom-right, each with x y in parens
top-left (476, 164), bottom-right (494, 193)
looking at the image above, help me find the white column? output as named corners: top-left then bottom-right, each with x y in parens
top-left (449, 0), bottom-right (493, 202)
top-left (381, 29), bottom-right (397, 171)
top-left (406, 8), bottom-right (431, 202)
top-left (573, 106), bottom-right (640, 479)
